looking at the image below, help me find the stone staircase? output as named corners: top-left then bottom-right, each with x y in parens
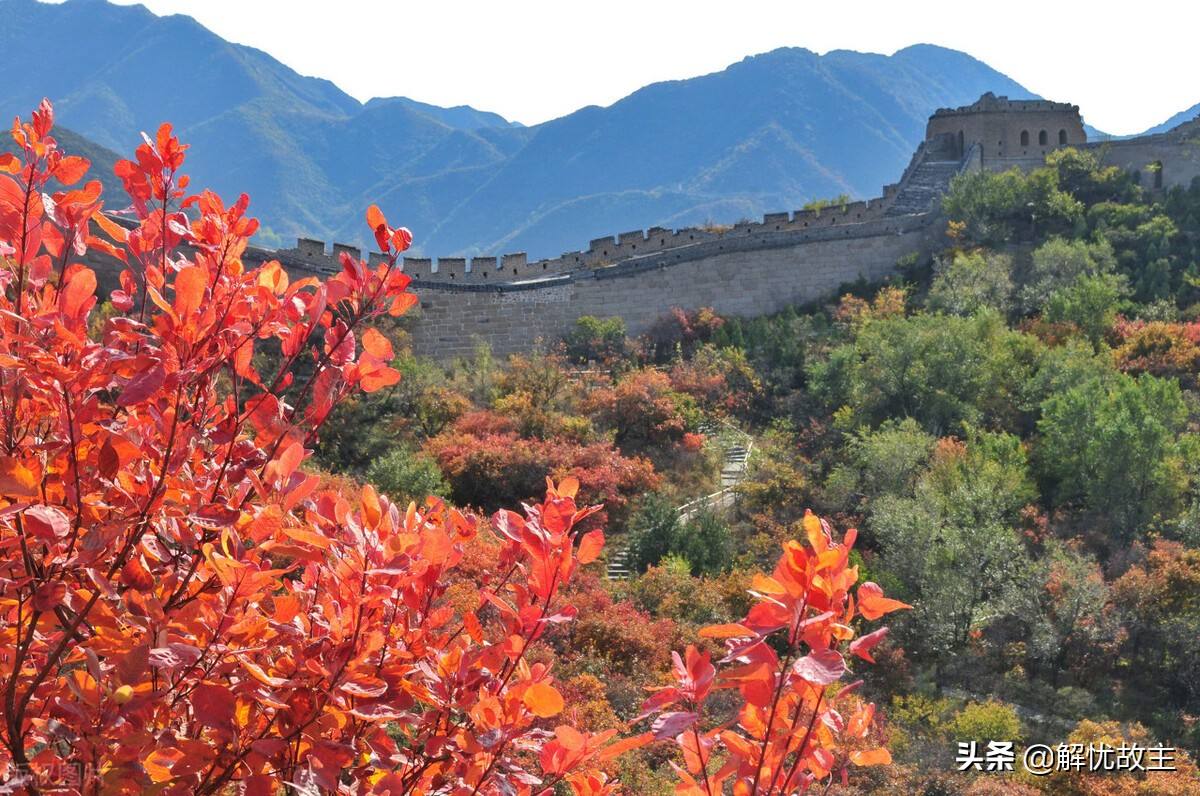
top-left (883, 159), bottom-right (963, 217)
top-left (606, 421), bottom-right (753, 580)
top-left (605, 546), bottom-right (633, 580)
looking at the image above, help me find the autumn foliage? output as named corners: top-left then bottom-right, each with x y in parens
top-left (0, 101), bottom-right (904, 794)
top-left (640, 512), bottom-right (908, 795)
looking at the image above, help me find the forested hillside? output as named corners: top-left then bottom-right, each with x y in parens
top-left (310, 146), bottom-right (1200, 792)
top-left (4, 31), bottom-right (1200, 787)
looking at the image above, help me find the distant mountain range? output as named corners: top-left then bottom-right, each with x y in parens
top-left (3, 0), bottom-right (1195, 258)
top-left (1142, 102), bottom-right (1200, 137)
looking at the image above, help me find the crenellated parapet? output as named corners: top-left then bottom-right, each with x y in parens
top-left (393, 194), bottom-right (900, 287)
top-left (210, 119), bottom-right (967, 298)
top-left (73, 93), bottom-right (1200, 363)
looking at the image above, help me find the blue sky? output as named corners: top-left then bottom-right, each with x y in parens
top-left (91, 0), bottom-right (1200, 135)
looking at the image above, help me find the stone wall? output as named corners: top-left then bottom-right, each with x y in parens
top-left (1088, 119), bottom-right (1200, 191)
top-left (73, 94), bottom-right (1200, 363)
top-left (406, 214), bottom-right (936, 360)
top-left (394, 199), bottom-right (895, 287)
top-left (927, 93), bottom-right (1086, 164)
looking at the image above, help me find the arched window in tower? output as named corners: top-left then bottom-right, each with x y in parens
top-left (1039, 130), bottom-right (1048, 146)
top-left (1020, 130), bottom-right (1030, 147)
top-left (1059, 129), bottom-right (1068, 145)
top-left (958, 130), bottom-right (964, 157)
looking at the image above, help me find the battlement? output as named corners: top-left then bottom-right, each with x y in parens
top-left (256, 179), bottom-right (911, 290)
top-left (931, 92), bottom-right (1079, 118)
top-left (239, 113), bottom-right (978, 295)
top-left (399, 196), bottom-right (899, 286)
top-left (926, 92), bottom-right (1087, 161)
top-left (77, 92), bottom-right (1200, 363)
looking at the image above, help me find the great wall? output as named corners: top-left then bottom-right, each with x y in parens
top-left (88, 94), bottom-right (1200, 360)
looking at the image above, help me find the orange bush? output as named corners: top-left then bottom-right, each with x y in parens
top-left (642, 513), bottom-right (910, 794)
top-left (0, 102), bottom-right (627, 794)
top-left (0, 101), bottom-right (906, 794)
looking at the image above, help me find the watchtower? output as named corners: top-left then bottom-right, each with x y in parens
top-left (925, 92), bottom-right (1086, 167)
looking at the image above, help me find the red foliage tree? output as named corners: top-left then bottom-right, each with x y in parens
top-left (0, 102), bottom-right (629, 794)
top-left (642, 513), bottom-right (910, 795)
top-left (1111, 317), bottom-right (1200, 388)
top-left (0, 102), bottom-right (906, 794)
top-left (425, 410), bottom-right (659, 529)
top-left (582, 369), bottom-right (692, 456)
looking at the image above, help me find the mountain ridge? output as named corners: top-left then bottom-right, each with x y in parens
top-left (5, 0), bottom-right (1192, 258)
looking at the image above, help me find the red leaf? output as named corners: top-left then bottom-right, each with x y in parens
top-left (359, 364), bottom-right (400, 393)
top-left (792, 648), bottom-right (846, 686)
top-left (651, 711), bottom-right (698, 740)
top-left (523, 682), bottom-right (564, 718)
top-left (390, 226), bottom-right (413, 252)
top-left (366, 204), bottom-right (387, 233)
top-left (577, 529), bottom-right (604, 564)
top-left (389, 292), bottom-right (418, 316)
top-left (191, 684), bottom-right (235, 729)
top-left (98, 440), bottom-right (120, 480)
top-left (117, 365), bottom-right (165, 407)
top-left (59, 267), bottom-right (96, 320)
top-left (857, 582), bottom-right (912, 621)
top-left (850, 748), bottom-right (892, 766)
top-left (53, 155), bottom-right (90, 186)
top-left (361, 327), bottom-right (393, 360)
top-left (23, 505), bottom-right (69, 540)
top-left (849, 626), bottom-right (889, 663)
top-left (0, 456), bottom-right (39, 497)
top-left (33, 581), bottom-right (66, 612)
top-left (174, 264), bottom-right (206, 318)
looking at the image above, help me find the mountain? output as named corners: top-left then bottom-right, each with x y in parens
top-left (1140, 102), bottom-right (1200, 136)
top-left (366, 97), bottom-right (523, 131)
top-left (416, 45), bottom-right (1037, 255)
top-left (2, 1), bottom-right (1041, 258)
top-left (0, 0), bottom-right (520, 248)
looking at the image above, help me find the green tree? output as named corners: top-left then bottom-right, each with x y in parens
top-left (943, 166), bottom-right (1083, 246)
top-left (626, 496), bottom-right (732, 576)
top-left (810, 310), bottom-right (1043, 435)
top-left (823, 418), bottom-right (936, 511)
top-left (627, 492), bottom-right (683, 573)
top-left (672, 508), bottom-right (734, 576)
top-left (1045, 146), bottom-right (1140, 206)
top-left (926, 250), bottom-right (1014, 316)
top-left (1028, 541), bottom-right (1121, 688)
top-left (565, 315), bottom-right (628, 364)
top-left (1044, 272), bottom-right (1129, 350)
top-left (1020, 237), bottom-right (1118, 314)
top-left (948, 701), bottom-right (1023, 743)
top-left (365, 445), bottom-right (451, 506)
top-left (872, 430), bottom-right (1036, 662)
top-left (1037, 373), bottom-right (1190, 536)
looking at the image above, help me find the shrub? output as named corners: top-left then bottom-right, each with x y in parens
top-left (0, 103), bottom-right (629, 792)
top-left (565, 315), bottom-right (628, 364)
top-left (926, 250), bottom-right (1014, 316)
top-left (364, 445), bottom-right (451, 505)
top-left (947, 701), bottom-right (1022, 743)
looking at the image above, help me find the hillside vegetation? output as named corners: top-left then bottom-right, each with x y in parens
top-left (309, 147), bottom-right (1200, 791)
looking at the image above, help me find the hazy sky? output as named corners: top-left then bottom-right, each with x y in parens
top-left (100, 0), bottom-right (1198, 135)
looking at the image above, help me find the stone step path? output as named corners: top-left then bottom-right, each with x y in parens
top-left (606, 421), bottom-right (753, 580)
top-left (606, 546), bottom-right (632, 580)
top-left (884, 160), bottom-right (963, 217)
